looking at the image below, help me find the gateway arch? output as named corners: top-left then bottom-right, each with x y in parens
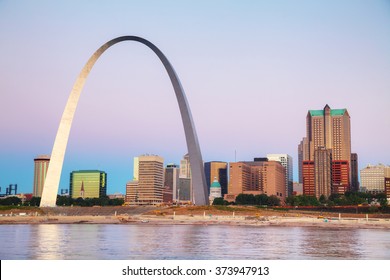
top-left (40, 36), bottom-right (208, 207)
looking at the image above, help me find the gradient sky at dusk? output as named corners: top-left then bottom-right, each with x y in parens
top-left (1, 0), bottom-right (389, 195)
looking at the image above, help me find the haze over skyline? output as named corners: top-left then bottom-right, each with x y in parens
top-left (1, 0), bottom-right (389, 195)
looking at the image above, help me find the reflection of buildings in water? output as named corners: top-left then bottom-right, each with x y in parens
top-left (13, 224), bottom-right (390, 259)
top-left (153, 225), bottom-right (306, 259)
top-left (299, 228), bottom-right (361, 259)
top-left (356, 229), bottom-right (390, 259)
top-left (35, 224), bottom-right (103, 259)
top-left (122, 225), bottom-right (163, 258)
top-left (35, 224), bottom-right (64, 259)
top-left (232, 227), bottom-right (303, 259)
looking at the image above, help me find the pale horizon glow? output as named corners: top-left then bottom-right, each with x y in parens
top-left (0, 0), bottom-right (389, 195)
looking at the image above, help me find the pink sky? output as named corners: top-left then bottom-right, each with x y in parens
top-left (0, 0), bottom-right (389, 194)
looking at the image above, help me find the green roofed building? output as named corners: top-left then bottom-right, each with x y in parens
top-left (298, 104), bottom-right (353, 198)
top-left (209, 177), bottom-right (222, 203)
top-left (305, 104), bottom-right (351, 163)
top-left (69, 170), bottom-right (107, 199)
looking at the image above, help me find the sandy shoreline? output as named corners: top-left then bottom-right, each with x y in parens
top-left (1, 214), bottom-right (390, 229)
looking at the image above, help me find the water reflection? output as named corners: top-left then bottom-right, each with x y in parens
top-left (298, 228), bottom-right (362, 259)
top-left (1, 224), bottom-right (389, 260)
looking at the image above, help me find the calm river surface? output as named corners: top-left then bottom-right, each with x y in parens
top-left (1, 224), bottom-right (389, 259)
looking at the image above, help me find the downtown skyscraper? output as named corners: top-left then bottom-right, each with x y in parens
top-left (33, 155), bottom-right (50, 197)
top-left (267, 154), bottom-right (293, 197)
top-left (298, 104), bottom-right (353, 198)
top-left (125, 155), bottom-right (164, 205)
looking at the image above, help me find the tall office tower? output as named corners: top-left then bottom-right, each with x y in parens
top-left (306, 104), bottom-right (351, 162)
top-left (125, 180), bottom-right (139, 205)
top-left (178, 178), bottom-right (191, 201)
top-left (227, 161), bottom-right (286, 200)
top-left (350, 153), bottom-right (359, 192)
top-left (228, 162), bottom-right (251, 195)
top-left (133, 155), bottom-right (164, 205)
top-left (267, 154), bottom-right (293, 197)
top-left (133, 157), bottom-right (139, 180)
top-left (33, 155), bottom-right (50, 197)
top-left (258, 161), bottom-right (286, 198)
top-left (69, 170), bottom-right (107, 199)
top-left (360, 164), bottom-right (390, 193)
top-left (385, 178), bottom-right (390, 202)
top-left (180, 153), bottom-right (191, 178)
top-left (314, 147), bottom-right (332, 198)
top-left (164, 164), bottom-right (180, 203)
top-left (179, 153), bottom-right (192, 201)
top-left (332, 160), bottom-right (350, 194)
top-left (302, 161), bottom-right (315, 196)
top-left (301, 104), bottom-right (352, 197)
top-left (204, 161), bottom-right (228, 196)
top-left (298, 137), bottom-right (309, 183)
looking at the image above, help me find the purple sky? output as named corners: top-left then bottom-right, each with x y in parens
top-left (0, 0), bottom-right (389, 195)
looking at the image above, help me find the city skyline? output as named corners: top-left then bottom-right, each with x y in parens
top-left (1, 1), bottom-right (389, 195)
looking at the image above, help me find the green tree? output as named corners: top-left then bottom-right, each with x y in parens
top-left (74, 197), bottom-right (85, 206)
top-left (235, 194), bottom-right (256, 205)
top-left (267, 195), bottom-right (280, 206)
top-left (212, 197), bottom-right (229, 205)
top-left (0, 196), bottom-right (22, 206)
top-left (28, 197), bottom-right (41, 206)
top-left (109, 198), bottom-right (124, 206)
top-left (319, 195), bottom-right (327, 204)
top-left (344, 192), bottom-right (366, 205)
top-left (293, 195), bottom-right (319, 206)
top-left (56, 195), bottom-right (73, 206)
top-left (375, 193), bottom-right (388, 207)
top-left (255, 194), bottom-right (268, 206)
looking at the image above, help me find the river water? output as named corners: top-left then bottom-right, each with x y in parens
top-left (1, 224), bottom-right (389, 259)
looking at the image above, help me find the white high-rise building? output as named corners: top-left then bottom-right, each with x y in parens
top-left (267, 154), bottom-right (293, 197)
top-left (133, 157), bottom-right (139, 180)
top-left (180, 153), bottom-right (191, 179)
top-left (126, 155), bottom-right (164, 205)
top-left (360, 164), bottom-right (390, 193)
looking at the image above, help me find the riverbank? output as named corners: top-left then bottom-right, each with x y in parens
top-left (1, 213), bottom-right (390, 229)
top-left (1, 205), bottom-right (390, 229)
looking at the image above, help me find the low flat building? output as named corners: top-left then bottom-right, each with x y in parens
top-left (227, 160), bottom-right (286, 201)
top-left (360, 164), bottom-right (390, 193)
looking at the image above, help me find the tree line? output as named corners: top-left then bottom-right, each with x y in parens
top-left (286, 192), bottom-right (388, 207)
top-left (212, 193), bottom-right (281, 206)
top-left (211, 191), bottom-right (388, 208)
top-left (0, 196), bottom-right (124, 207)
